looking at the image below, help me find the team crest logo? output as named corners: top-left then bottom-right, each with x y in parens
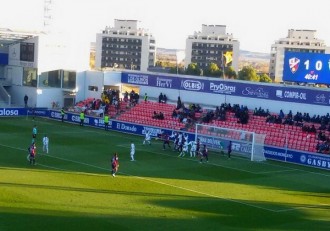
top-left (300, 154), bottom-right (307, 163)
top-left (288, 57), bottom-right (300, 74)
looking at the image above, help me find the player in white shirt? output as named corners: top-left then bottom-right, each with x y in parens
top-left (42, 134), bottom-right (49, 154)
top-left (178, 141), bottom-right (189, 157)
top-left (143, 131), bottom-right (151, 145)
top-left (189, 140), bottom-right (197, 157)
top-left (130, 141), bottom-right (135, 161)
top-left (183, 133), bottom-right (189, 143)
top-left (170, 131), bottom-right (178, 151)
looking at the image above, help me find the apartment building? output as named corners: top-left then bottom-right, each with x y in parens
top-left (95, 19), bottom-right (156, 72)
top-left (184, 24), bottom-right (239, 73)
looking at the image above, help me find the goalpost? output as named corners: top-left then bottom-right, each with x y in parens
top-left (195, 123), bottom-right (266, 161)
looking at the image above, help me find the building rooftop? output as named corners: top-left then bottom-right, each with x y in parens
top-left (0, 28), bottom-right (41, 47)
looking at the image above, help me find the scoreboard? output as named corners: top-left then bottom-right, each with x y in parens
top-left (283, 51), bottom-right (330, 84)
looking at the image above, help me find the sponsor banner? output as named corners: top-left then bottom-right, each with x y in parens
top-left (180, 78), bottom-right (206, 92)
top-left (122, 72), bottom-right (179, 89)
top-left (122, 71), bottom-right (330, 106)
top-left (0, 108), bottom-right (22, 116)
top-left (264, 146), bottom-right (330, 170)
top-left (27, 108), bottom-right (49, 117)
top-left (0, 107), bottom-right (48, 117)
top-left (0, 108), bottom-right (49, 117)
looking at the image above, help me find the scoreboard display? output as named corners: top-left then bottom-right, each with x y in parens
top-left (283, 51), bottom-right (330, 84)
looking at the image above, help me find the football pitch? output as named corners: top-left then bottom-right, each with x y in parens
top-left (0, 117), bottom-right (329, 231)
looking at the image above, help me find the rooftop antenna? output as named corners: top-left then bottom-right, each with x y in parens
top-left (43, 0), bottom-right (53, 33)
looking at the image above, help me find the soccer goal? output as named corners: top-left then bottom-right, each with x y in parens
top-left (195, 123), bottom-right (266, 161)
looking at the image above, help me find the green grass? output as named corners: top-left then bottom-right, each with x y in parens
top-left (0, 117), bottom-right (329, 231)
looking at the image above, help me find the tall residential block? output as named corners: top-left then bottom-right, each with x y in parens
top-left (95, 19), bottom-right (156, 72)
top-left (185, 24), bottom-right (239, 74)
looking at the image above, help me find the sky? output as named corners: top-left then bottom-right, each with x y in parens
top-left (1, 0), bottom-right (329, 53)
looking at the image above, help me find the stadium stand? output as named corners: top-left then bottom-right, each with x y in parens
top-left (117, 101), bottom-right (187, 130)
top-left (73, 96), bottom-right (328, 155)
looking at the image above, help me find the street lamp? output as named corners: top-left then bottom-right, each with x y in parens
top-left (176, 50), bottom-right (185, 75)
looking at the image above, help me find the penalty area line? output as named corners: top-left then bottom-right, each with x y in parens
top-left (1, 142), bottom-right (327, 213)
top-left (42, 153), bottom-right (279, 212)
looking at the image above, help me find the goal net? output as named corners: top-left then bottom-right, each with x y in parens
top-left (195, 123), bottom-right (266, 161)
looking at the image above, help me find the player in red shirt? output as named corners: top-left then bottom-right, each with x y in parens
top-left (28, 142), bottom-right (37, 165)
top-left (162, 133), bottom-right (171, 150)
top-left (111, 153), bottom-right (119, 177)
top-left (200, 144), bottom-right (208, 163)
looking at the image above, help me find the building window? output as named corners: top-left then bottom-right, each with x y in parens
top-left (47, 70), bottom-right (61, 88)
top-left (88, 86), bottom-right (98, 91)
top-left (62, 70), bottom-right (76, 89)
top-left (20, 43), bottom-right (35, 62)
top-left (23, 67), bottom-right (37, 87)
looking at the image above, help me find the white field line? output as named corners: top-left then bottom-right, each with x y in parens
top-left (118, 142), bottom-right (330, 177)
top-left (0, 143), bottom-right (279, 212)
top-left (275, 204), bottom-right (330, 212)
top-left (257, 169), bottom-right (298, 174)
top-left (117, 144), bottom-right (259, 174)
top-left (117, 144), bottom-right (298, 175)
top-left (2, 143), bottom-right (329, 213)
top-left (10, 117), bottom-right (330, 177)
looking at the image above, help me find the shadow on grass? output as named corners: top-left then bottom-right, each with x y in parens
top-left (0, 196), bottom-right (329, 231)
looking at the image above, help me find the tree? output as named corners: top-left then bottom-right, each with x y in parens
top-left (185, 63), bottom-right (202, 76)
top-left (169, 66), bottom-right (185, 74)
top-left (224, 66), bottom-right (237, 79)
top-left (204, 63), bottom-right (222, 77)
top-left (259, 73), bottom-right (272, 83)
top-left (238, 66), bottom-right (259, 82)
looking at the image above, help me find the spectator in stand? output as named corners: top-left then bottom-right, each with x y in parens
top-left (163, 94), bottom-right (167, 103)
top-left (158, 112), bottom-right (164, 120)
top-left (144, 93), bottom-right (148, 102)
top-left (195, 104), bottom-right (202, 112)
top-left (310, 124), bottom-right (317, 133)
top-left (302, 124), bottom-right (310, 132)
top-left (317, 131), bottom-right (327, 141)
top-left (123, 91), bottom-right (128, 102)
top-left (279, 109), bottom-right (285, 120)
top-left (158, 93), bottom-right (163, 103)
top-left (319, 122), bottom-right (327, 131)
top-left (316, 141), bottom-right (329, 154)
top-left (176, 96), bottom-right (182, 109)
top-left (302, 112), bottom-right (311, 122)
top-left (152, 111), bottom-right (164, 120)
top-left (283, 115), bottom-right (294, 125)
top-left (172, 109), bottom-right (178, 119)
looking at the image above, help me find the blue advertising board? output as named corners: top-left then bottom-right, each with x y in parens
top-left (0, 107), bottom-right (48, 117)
top-left (0, 53), bottom-right (8, 65)
top-left (0, 107), bottom-right (23, 117)
top-left (283, 51), bottom-right (330, 84)
top-left (48, 109), bottom-right (330, 171)
top-left (122, 71), bottom-right (330, 106)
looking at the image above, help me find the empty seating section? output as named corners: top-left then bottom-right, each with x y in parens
top-left (117, 101), bottom-right (185, 130)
